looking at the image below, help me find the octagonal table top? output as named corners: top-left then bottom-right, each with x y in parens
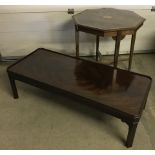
top-left (73, 8), bottom-right (145, 31)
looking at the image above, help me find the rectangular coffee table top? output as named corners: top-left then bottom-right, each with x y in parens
top-left (8, 48), bottom-right (151, 119)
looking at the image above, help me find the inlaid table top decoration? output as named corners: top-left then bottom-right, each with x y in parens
top-left (7, 48), bottom-right (151, 147)
top-left (72, 8), bottom-right (145, 70)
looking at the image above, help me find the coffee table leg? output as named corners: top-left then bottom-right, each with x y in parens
top-left (114, 32), bottom-right (121, 68)
top-left (96, 35), bottom-right (100, 61)
top-left (126, 121), bottom-right (138, 147)
top-left (128, 32), bottom-right (136, 71)
top-left (75, 26), bottom-right (79, 57)
top-left (8, 74), bottom-right (19, 99)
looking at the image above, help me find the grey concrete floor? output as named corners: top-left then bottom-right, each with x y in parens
top-left (0, 53), bottom-right (155, 149)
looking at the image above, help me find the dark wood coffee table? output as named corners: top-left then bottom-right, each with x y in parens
top-left (7, 48), bottom-right (151, 147)
top-left (73, 8), bottom-right (145, 70)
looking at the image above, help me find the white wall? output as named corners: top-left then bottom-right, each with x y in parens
top-left (0, 5), bottom-right (155, 57)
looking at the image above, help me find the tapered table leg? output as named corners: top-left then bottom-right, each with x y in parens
top-left (96, 35), bottom-right (100, 61)
top-left (8, 74), bottom-right (18, 99)
top-left (75, 26), bottom-right (79, 57)
top-left (128, 32), bottom-right (136, 70)
top-left (126, 121), bottom-right (138, 147)
top-left (114, 32), bottom-right (121, 68)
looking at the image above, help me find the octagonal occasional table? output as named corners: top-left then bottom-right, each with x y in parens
top-left (72, 8), bottom-right (145, 70)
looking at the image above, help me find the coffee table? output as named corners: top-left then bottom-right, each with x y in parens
top-left (7, 48), bottom-right (152, 147)
top-left (73, 8), bottom-right (145, 70)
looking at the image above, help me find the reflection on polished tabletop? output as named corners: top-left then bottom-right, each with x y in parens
top-left (9, 48), bottom-right (150, 117)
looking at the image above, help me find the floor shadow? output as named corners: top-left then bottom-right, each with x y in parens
top-left (15, 80), bottom-right (126, 144)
